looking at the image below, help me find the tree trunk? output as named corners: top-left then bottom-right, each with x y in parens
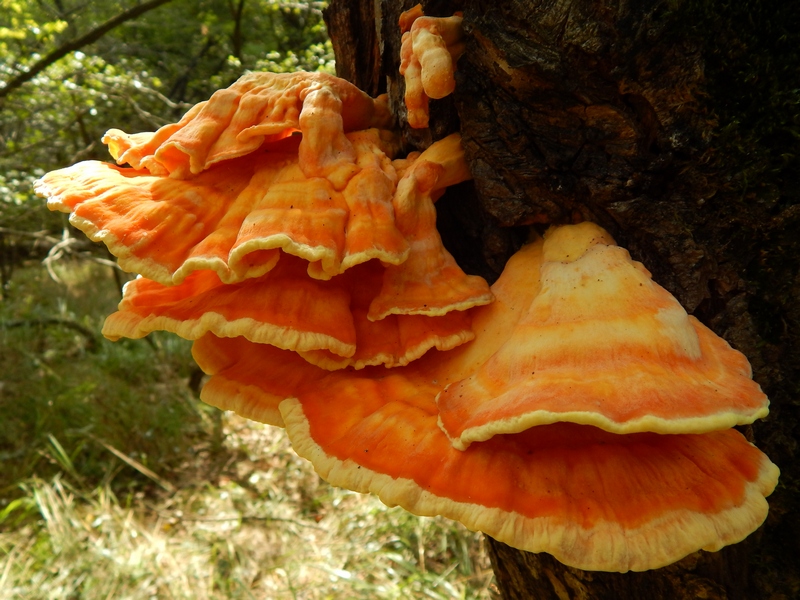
top-left (325, 1), bottom-right (800, 598)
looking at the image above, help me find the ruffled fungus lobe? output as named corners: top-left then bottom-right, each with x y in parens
top-left (295, 260), bottom-right (475, 370)
top-left (281, 379), bottom-right (778, 573)
top-left (102, 254), bottom-right (358, 357)
top-left (188, 227), bottom-right (777, 571)
top-left (103, 70), bottom-right (392, 187)
top-left (192, 335), bottom-right (314, 427)
top-left (436, 222), bottom-right (770, 449)
top-left (399, 5), bottom-right (465, 128)
top-left (36, 129), bottom-right (410, 284)
top-left (35, 156), bottom-right (261, 285)
top-left (338, 129), bottom-right (410, 272)
top-left (368, 133), bottom-right (493, 320)
top-left (105, 257), bottom-right (476, 371)
top-left (190, 334), bottom-right (778, 572)
top-left (36, 84), bottom-right (488, 370)
top-left (189, 240), bottom-right (542, 423)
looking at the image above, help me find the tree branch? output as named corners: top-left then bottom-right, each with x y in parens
top-left (0, 0), bottom-right (176, 100)
top-left (229, 0), bottom-right (247, 61)
top-left (2, 317), bottom-right (98, 352)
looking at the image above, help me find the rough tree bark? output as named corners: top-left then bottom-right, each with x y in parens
top-left (325, 1), bottom-right (799, 598)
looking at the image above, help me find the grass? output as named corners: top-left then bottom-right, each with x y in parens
top-left (0, 418), bottom-right (495, 599)
top-left (0, 259), bottom-right (208, 497)
top-left (0, 256), bottom-right (497, 599)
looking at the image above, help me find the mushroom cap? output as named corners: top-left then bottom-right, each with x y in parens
top-left (335, 130), bottom-right (410, 273)
top-left (186, 231), bottom-right (778, 571)
top-left (102, 254), bottom-right (358, 358)
top-left (436, 222), bottom-right (770, 448)
top-left (188, 238), bottom-right (540, 412)
top-left (411, 16), bottom-right (465, 99)
top-left (35, 129), bottom-right (410, 284)
top-left (103, 70), bottom-right (392, 183)
top-left (191, 334), bottom-right (313, 427)
top-left (35, 156), bottom-right (261, 285)
top-left (368, 134), bottom-right (494, 319)
top-left (399, 4), bottom-right (425, 33)
top-left (192, 331), bottom-right (778, 571)
top-left (296, 260), bottom-right (475, 370)
top-left (106, 258), bottom-right (476, 371)
top-left (399, 31), bottom-right (429, 129)
top-left (281, 372), bottom-right (778, 572)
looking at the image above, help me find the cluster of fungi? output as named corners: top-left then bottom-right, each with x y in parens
top-left (35, 6), bottom-right (777, 573)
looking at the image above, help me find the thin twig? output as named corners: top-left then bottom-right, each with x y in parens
top-left (147, 508), bottom-right (325, 530)
top-left (0, 0), bottom-right (177, 100)
top-left (0, 227), bottom-right (60, 242)
top-left (41, 229), bottom-right (124, 283)
top-left (86, 435), bottom-right (176, 493)
top-left (2, 317), bottom-right (98, 351)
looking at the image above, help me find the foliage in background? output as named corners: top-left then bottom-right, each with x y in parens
top-left (1, 0), bottom-right (333, 274)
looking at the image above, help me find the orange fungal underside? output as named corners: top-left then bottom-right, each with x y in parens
top-left (189, 332), bottom-right (778, 572)
top-left (107, 258), bottom-right (477, 371)
top-left (281, 369), bottom-right (777, 571)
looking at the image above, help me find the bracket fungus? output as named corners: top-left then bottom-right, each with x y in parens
top-left (36, 128), bottom-right (408, 285)
top-left (436, 222), bottom-right (771, 449)
top-left (103, 256), bottom-right (476, 372)
top-left (399, 5), bottom-right (465, 128)
top-left (102, 70), bottom-right (392, 186)
top-left (35, 62), bottom-right (777, 575)
top-left (368, 133), bottom-right (493, 320)
top-left (188, 222), bottom-right (777, 572)
top-left (35, 72), bottom-right (489, 375)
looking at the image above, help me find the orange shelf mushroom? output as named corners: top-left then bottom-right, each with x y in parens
top-left (37, 124), bottom-right (491, 366)
top-left (399, 5), bottom-right (465, 128)
top-left (102, 254), bottom-right (358, 357)
top-left (280, 374), bottom-right (777, 573)
top-left (103, 70), bottom-right (392, 188)
top-left (36, 113), bottom-right (491, 312)
top-left (34, 61), bottom-right (778, 573)
top-left (36, 129), bottom-right (413, 285)
top-left (36, 155), bottom-right (262, 285)
top-left (436, 222), bottom-right (770, 449)
top-left (189, 329), bottom-right (778, 572)
top-left (104, 256), bottom-right (475, 371)
top-left (192, 335), bottom-right (314, 427)
top-left (293, 259), bottom-right (475, 370)
top-left (190, 239), bottom-right (544, 423)
top-left (369, 133), bottom-right (493, 319)
top-left (187, 225), bottom-right (777, 571)
top-left (35, 73), bottom-right (491, 371)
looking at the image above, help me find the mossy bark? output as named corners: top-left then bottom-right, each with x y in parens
top-left (325, 0), bottom-right (800, 597)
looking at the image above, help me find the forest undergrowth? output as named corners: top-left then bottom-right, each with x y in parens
top-left (0, 258), bottom-right (496, 599)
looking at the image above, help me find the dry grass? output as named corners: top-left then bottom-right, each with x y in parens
top-left (0, 414), bottom-right (496, 600)
top-left (0, 259), bottom-right (497, 599)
